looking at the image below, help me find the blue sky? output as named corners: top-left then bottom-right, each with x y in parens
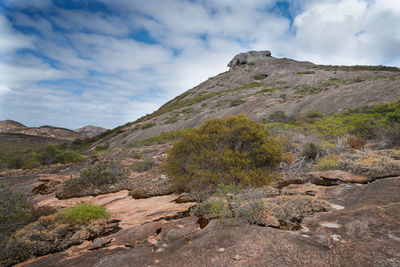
top-left (1, 0), bottom-right (400, 129)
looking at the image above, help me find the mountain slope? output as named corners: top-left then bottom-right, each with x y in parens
top-left (93, 51), bottom-right (400, 148)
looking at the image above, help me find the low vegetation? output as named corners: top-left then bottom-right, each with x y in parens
top-left (1, 202), bottom-right (115, 266)
top-left (164, 114), bottom-right (282, 192)
top-left (264, 100), bottom-right (400, 145)
top-left (4, 144), bottom-right (83, 170)
top-left (314, 155), bottom-right (342, 170)
top-left (142, 122), bottom-right (156, 129)
top-left (131, 157), bottom-right (157, 172)
top-left (316, 64), bottom-right (400, 72)
top-left (130, 128), bottom-right (193, 147)
top-left (297, 71), bottom-right (315, 74)
top-left (0, 185), bottom-right (31, 234)
top-left (58, 160), bottom-right (128, 199)
top-left (59, 203), bottom-right (110, 224)
top-left (253, 74), bottom-right (268, 80)
top-left (193, 184), bottom-right (331, 229)
top-left (230, 99), bottom-right (246, 106)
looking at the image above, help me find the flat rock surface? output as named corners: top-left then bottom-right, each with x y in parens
top-left (35, 191), bottom-right (195, 229)
top-left (312, 170), bottom-right (368, 183)
top-left (20, 177), bottom-right (400, 266)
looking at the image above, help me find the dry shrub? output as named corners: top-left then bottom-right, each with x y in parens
top-left (301, 142), bottom-right (321, 160)
top-left (58, 160), bottom-right (128, 199)
top-left (203, 185), bottom-right (332, 229)
top-left (341, 151), bottom-right (400, 179)
top-left (2, 204), bottom-right (118, 266)
top-left (254, 195), bottom-right (331, 229)
top-left (347, 136), bottom-right (367, 149)
top-left (131, 157), bottom-right (157, 172)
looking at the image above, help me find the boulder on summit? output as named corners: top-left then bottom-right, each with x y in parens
top-left (227, 50), bottom-right (272, 68)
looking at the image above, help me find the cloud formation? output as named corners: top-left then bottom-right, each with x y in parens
top-left (0, 0), bottom-right (399, 129)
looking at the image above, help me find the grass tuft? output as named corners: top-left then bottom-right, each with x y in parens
top-left (59, 203), bottom-right (110, 225)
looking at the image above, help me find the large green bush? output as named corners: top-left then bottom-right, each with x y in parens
top-left (164, 114), bottom-right (282, 192)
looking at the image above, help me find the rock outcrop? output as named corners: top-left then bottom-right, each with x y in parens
top-left (227, 50), bottom-right (272, 68)
top-left (19, 177), bottom-right (400, 267)
top-left (75, 125), bottom-right (107, 138)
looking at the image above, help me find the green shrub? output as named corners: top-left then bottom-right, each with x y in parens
top-left (0, 185), bottom-right (31, 234)
top-left (21, 158), bottom-right (41, 169)
top-left (230, 99), bottom-right (246, 107)
top-left (314, 117), bottom-right (350, 137)
top-left (164, 114), bottom-right (282, 192)
top-left (315, 155), bottom-right (342, 170)
top-left (256, 88), bottom-right (279, 94)
top-left (268, 110), bottom-right (296, 123)
top-left (131, 157), bottom-right (157, 172)
top-left (387, 108), bottom-right (400, 124)
top-left (95, 141), bottom-right (110, 151)
top-left (253, 74), bottom-right (268, 80)
top-left (59, 203), bottom-right (110, 225)
top-left (40, 145), bottom-right (59, 165)
top-left (193, 200), bottom-right (232, 220)
top-left (297, 71), bottom-right (315, 74)
top-left (306, 110), bottom-right (323, 119)
top-left (142, 122), bottom-right (156, 129)
top-left (181, 107), bottom-right (198, 114)
top-left (7, 154), bottom-right (27, 169)
top-left (165, 114), bottom-right (179, 124)
top-left (131, 152), bottom-right (144, 159)
top-left (382, 123), bottom-right (400, 147)
top-left (55, 150), bottom-right (83, 164)
top-left (352, 77), bottom-right (366, 83)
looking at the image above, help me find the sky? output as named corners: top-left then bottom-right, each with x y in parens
top-left (1, 0), bottom-right (400, 129)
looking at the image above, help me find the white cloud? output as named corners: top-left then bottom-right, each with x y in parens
top-left (290, 0), bottom-right (400, 65)
top-left (1, 0), bottom-right (400, 129)
top-left (0, 15), bottom-right (33, 53)
top-left (0, 85), bottom-right (11, 95)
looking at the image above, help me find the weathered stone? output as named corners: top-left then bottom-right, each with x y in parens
top-left (227, 50), bottom-right (271, 68)
top-left (35, 191), bottom-right (195, 229)
top-left (308, 170), bottom-right (367, 185)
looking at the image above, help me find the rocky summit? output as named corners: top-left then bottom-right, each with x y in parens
top-left (1, 51), bottom-right (400, 267)
top-left (227, 50), bottom-right (272, 68)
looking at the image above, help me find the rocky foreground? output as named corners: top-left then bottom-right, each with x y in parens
top-left (11, 176), bottom-right (400, 267)
top-left (0, 146), bottom-right (398, 266)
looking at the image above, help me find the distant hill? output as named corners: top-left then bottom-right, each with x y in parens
top-left (0, 120), bottom-right (27, 132)
top-left (75, 125), bottom-right (107, 138)
top-left (0, 120), bottom-right (106, 140)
